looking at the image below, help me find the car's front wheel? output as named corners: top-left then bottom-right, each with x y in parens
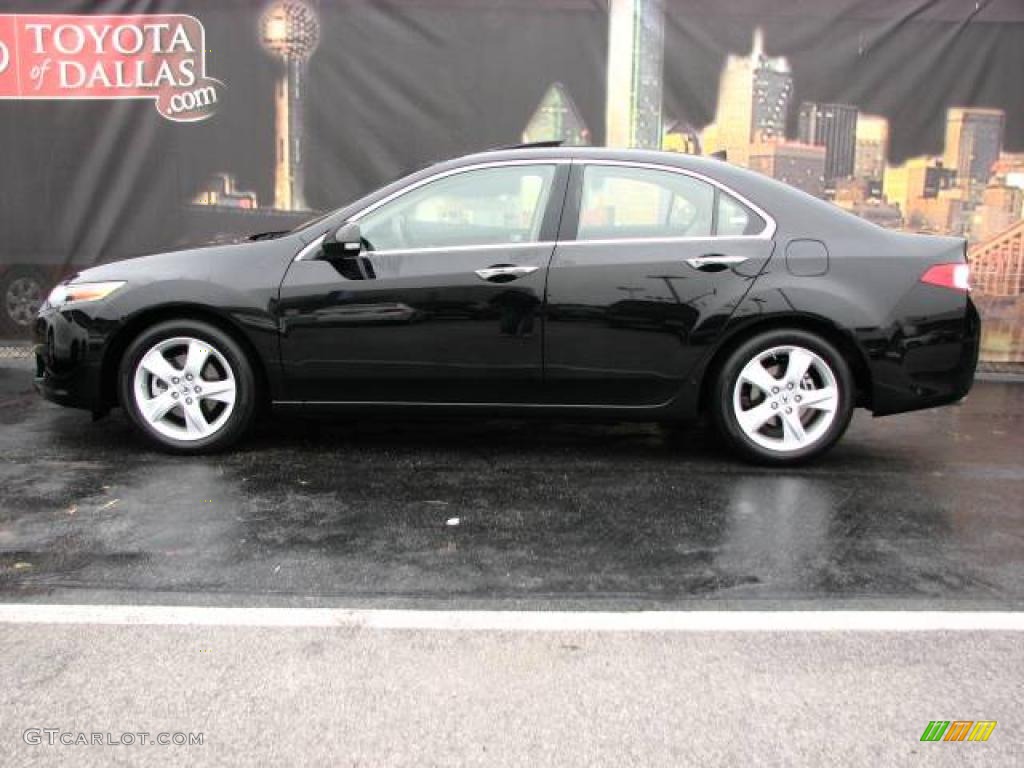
top-left (712, 329), bottom-right (854, 465)
top-left (118, 319), bottom-right (257, 453)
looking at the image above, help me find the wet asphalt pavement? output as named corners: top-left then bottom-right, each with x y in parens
top-left (1, 358), bottom-right (1022, 610)
top-left (3, 358), bottom-right (1024, 766)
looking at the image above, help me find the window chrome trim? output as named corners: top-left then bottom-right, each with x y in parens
top-left (573, 159), bottom-right (777, 241)
top-left (555, 235), bottom-right (762, 248)
top-left (294, 234), bottom-right (555, 262)
top-left (348, 159), bottom-right (568, 223)
top-left (359, 241), bottom-right (556, 257)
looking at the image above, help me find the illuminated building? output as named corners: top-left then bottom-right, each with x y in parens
top-left (991, 152), bottom-right (1024, 190)
top-left (522, 82), bottom-right (591, 146)
top-left (853, 115), bottom-right (889, 182)
top-left (909, 192), bottom-right (964, 234)
top-left (833, 178), bottom-right (871, 204)
top-left (883, 155), bottom-right (962, 234)
top-left (703, 29), bottom-right (792, 166)
top-left (971, 181), bottom-right (1024, 243)
top-left (943, 108), bottom-right (1005, 201)
top-left (748, 141), bottom-right (825, 198)
top-left (260, 0), bottom-right (321, 211)
top-left (605, 0), bottom-right (665, 148)
top-left (833, 198), bottom-right (903, 229)
top-left (797, 102), bottom-right (857, 183)
top-left (882, 156), bottom-right (956, 213)
top-left (192, 174), bottom-right (259, 209)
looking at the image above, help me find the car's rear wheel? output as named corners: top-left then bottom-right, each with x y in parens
top-left (118, 319), bottom-right (256, 453)
top-left (712, 329), bottom-right (854, 465)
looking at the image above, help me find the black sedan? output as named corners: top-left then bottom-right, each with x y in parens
top-left (34, 146), bottom-right (979, 464)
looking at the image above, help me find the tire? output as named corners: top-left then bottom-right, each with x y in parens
top-left (118, 319), bottom-right (257, 454)
top-left (1, 267), bottom-right (48, 338)
top-left (711, 329), bottom-right (855, 465)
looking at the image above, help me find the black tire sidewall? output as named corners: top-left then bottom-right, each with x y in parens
top-left (713, 330), bottom-right (855, 465)
top-left (118, 319), bottom-right (256, 454)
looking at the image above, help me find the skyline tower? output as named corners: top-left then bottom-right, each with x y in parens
top-left (605, 0), bottom-right (665, 149)
top-left (260, 0), bottom-right (321, 211)
top-left (943, 107), bottom-right (1005, 201)
top-left (798, 102), bottom-right (858, 184)
top-left (704, 28), bottom-right (793, 166)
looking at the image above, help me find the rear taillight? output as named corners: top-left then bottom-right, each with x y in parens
top-left (920, 263), bottom-right (970, 292)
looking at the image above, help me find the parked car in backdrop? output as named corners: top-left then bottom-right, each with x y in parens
top-left (34, 146), bottom-right (980, 464)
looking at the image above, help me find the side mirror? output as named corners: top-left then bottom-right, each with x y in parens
top-left (322, 222), bottom-right (363, 258)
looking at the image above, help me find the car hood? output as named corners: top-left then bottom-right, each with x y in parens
top-left (65, 236), bottom-right (298, 286)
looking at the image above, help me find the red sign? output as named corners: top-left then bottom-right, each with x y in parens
top-left (0, 14), bottom-right (222, 122)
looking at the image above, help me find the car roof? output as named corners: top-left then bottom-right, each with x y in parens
top-left (451, 145), bottom-right (728, 174)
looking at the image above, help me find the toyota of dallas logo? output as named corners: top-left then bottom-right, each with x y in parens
top-left (0, 13), bottom-right (223, 122)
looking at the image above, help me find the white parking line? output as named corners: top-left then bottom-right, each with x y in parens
top-left (0, 605), bottom-right (1023, 631)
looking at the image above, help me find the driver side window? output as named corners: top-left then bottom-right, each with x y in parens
top-left (358, 164), bottom-right (556, 252)
top-left (578, 165), bottom-right (714, 240)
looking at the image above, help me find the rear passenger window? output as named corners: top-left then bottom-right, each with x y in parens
top-left (578, 166), bottom-right (714, 240)
top-left (717, 192), bottom-right (766, 236)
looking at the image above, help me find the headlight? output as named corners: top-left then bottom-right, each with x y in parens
top-left (47, 281), bottom-right (126, 307)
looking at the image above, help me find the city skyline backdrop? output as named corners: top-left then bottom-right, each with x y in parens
top-left (204, 3), bottom-right (1023, 242)
top-left (2, 0), bottom-right (1022, 359)
top-left (188, 0), bottom-right (1024, 361)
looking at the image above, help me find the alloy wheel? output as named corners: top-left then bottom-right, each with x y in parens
top-left (132, 336), bottom-right (237, 442)
top-left (731, 344), bottom-right (840, 453)
top-left (5, 275), bottom-right (44, 327)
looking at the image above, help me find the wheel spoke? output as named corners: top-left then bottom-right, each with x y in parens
top-left (785, 348), bottom-right (814, 385)
top-left (781, 410), bottom-right (808, 446)
top-left (799, 386), bottom-right (838, 413)
top-left (140, 391), bottom-right (178, 423)
top-left (184, 340), bottom-right (211, 378)
top-left (739, 359), bottom-right (779, 395)
top-left (182, 399), bottom-right (211, 437)
top-left (140, 349), bottom-right (180, 385)
top-left (199, 378), bottom-right (235, 405)
top-left (737, 400), bottom-right (777, 434)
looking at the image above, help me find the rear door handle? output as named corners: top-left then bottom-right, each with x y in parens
top-left (475, 265), bottom-right (540, 282)
top-left (685, 255), bottom-right (748, 271)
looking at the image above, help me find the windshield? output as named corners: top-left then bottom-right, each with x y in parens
top-left (289, 162), bottom-right (444, 238)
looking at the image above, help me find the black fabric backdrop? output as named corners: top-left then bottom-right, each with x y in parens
top-left (1, 0), bottom-right (1022, 359)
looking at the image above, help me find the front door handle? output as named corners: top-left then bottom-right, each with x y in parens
top-left (685, 255), bottom-right (749, 271)
top-left (475, 265), bottom-right (540, 282)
